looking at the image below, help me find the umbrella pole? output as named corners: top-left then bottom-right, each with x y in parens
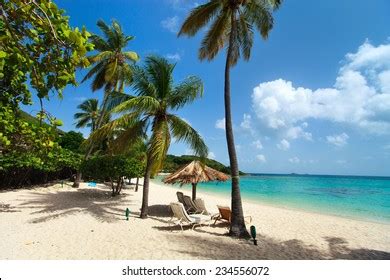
top-left (192, 183), bottom-right (197, 200)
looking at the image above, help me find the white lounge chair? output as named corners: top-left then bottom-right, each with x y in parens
top-left (169, 202), bottom-right (211, 231)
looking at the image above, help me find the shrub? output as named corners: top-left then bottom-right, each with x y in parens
top-left (81, 155), bottom-right (144, 196)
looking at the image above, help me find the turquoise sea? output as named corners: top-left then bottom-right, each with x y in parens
top-left (155, 174), bottom-right (390, 224)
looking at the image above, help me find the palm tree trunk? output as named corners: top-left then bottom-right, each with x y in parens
top-left (192, 183), bottom-right (197, 200)
top-left (140, 154), bottom-right (153, 218)
top-left (72, 90), bottom-right (110, 188)
top-left (225, 11), bottom-right (250, 238)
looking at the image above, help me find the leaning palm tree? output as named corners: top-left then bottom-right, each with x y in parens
top-left (178, 0), bottom-right (282, 237)
top-left (87, 56), bottom-right (208, 218)
top-left (73, 19), bottom-right (139, 187)
top-left (74, 99), bottom-right (100, 132)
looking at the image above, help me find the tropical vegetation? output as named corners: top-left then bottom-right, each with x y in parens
top-left (179, 0), bottom-right (282, 237)
top-left (72, 19), bottom-right (139, 187)
top-left (87, 56), bottom-right (208, 218)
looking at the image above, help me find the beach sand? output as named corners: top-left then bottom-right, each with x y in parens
top-left (0, 180), bottom-right (389, 260)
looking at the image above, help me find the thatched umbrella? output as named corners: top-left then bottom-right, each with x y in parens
top-left (163, 160), bottom-right (229, 200)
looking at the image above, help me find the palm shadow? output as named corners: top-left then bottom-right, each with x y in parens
top-left (17, 188), bottom-right (136, 223)
top-left (0, 203), bottom-right (21, 213)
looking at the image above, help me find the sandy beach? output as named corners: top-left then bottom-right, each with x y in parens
top-left (0, 180), bottom-right (389, 260)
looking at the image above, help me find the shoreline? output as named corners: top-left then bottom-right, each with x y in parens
top-left (153, 179), bottom-right (390, 227)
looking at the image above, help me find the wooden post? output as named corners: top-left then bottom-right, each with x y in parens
top-left (192, 183), bottom-right (197, 200)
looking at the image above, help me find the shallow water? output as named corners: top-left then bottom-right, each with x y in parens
top-left (155, 174), bottom-right (390, 224)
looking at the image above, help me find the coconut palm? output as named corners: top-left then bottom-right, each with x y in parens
top-left (178, 0), bottom-right (282, 237)
top-left (73, 19), bottom-right (139, 187)
top-left (87, 56), bottom-right (208, 218)
top-left (74, 99), bottom-right (100, 132)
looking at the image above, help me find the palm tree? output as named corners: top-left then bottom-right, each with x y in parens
top-left (74, 99), bottom-right (100, 132)
top-left (88, 56), bottom-right (208, 218)
top-left (73, 19), bottom-right (139, 187)
top-left (178, 0), bottom-right (282, 237)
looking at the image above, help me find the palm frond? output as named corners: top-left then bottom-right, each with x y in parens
top-left (245, 0), bottom-right (274, 39)
top-left (145, 56), bottom-right (174, 100)
top-left (178, 0), bottom-right (222, 37)
top-left (108, 118), bottom-right (147, 154)
top-left (148, 118), bottom-right (171, 175)
top-left (112, 96), bottom-right (160, 114)
top-left (238, 11), bottom-right (254, 61)
top-left (123, 51), bottom-right (139, 62)
top-left (82, 112), bottom-right (141, 149)
top-left (168, 114), bottom-right (208, 158)
top-left (199, 7), bottom-right (231, 61)
top-left (168, 76), bottom-right (203, 110)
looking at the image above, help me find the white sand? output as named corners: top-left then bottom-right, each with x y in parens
top-left (0, 180), bottom-right (389, 260)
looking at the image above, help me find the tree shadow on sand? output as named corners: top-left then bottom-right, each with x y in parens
top-left (154, 225), bottom-right (390, 260)
top-left (17, 188), bottom-right (136, 223)
top-left (0, 203), bottom-right (21, 213)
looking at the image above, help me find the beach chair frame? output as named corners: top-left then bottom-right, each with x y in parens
top-left (169, 202), bottom-right (211, 231)
top-left (213, 205), bottom-right (252, 226)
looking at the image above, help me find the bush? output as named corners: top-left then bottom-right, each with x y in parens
top-left (81, 155), bottom-right (144, 196)
top-left (0, 106), bottom-right (82, 188)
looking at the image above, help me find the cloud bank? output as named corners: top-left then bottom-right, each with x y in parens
top-left (250, 41), bottom-right (390, 136)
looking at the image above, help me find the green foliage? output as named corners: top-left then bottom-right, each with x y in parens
top-left (87, 55), bottom-right (208, 176)
top-left (0, 0), bottom-right (93, 107)
top-left (178, 0), bottom-right (281, 66)
top-left (163, 154), bottom-right (245, 175)
top-left (80, 154), bottom-right (145, 195)
top-left (58, 130), bottom-right (84, 153)
top-left (0, 105), bottom-right (82, 188)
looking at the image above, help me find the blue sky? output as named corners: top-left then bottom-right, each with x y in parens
top-left (24, 0), bottom-right (390, 176)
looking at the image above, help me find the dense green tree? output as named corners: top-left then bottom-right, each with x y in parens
top-left (81, 155), bottom-right (139, 196)
top-left (59, 131), bottom-right (84, 153)
top-left (179, 0), bottom-right (282, 237)
top-left (0, 0), bottom-right (91, 188)
top-left (0, 0), bottom-right (93, 107)
top-left (88, 56), bottom-right (208, 218)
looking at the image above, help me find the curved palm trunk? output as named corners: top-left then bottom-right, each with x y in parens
top-left (140, 154), bottom-right (153, 218)
top-left (72, 90), bottom-right (110, 188)
top-left (225, 11), bottom-right (250, 238)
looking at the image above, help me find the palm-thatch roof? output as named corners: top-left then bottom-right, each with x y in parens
top-left (163, 160), bottom-right (229, 185)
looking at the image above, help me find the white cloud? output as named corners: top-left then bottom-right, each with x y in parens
top-left (208, 152), bottom-right (216, 160)
top-left (215, 118), bottom-right (225, 130)
top-left (289, 157), bottom-right (300, 164)
top-left (240, 114), bottom-right (252, 130)
top-left (73, 96), bottom-right (87, 102)
top-left (256, 154), bottom-right (266, 163)
top-left (326, 133), bottom-right (349, 147)
top-left (277, 139), bottom-right (290, 151)
top-left (336, 159), bottom-right (347, 164)
top-left (166, 0), bottom-right (199, 10)
top-left (251, 41), bottom-right (390, 135)
top-left (161, 16), bottom-right (179, 33)
top-left (252, 140), bottom-right (263, 150)
top-left (286, 125), bottom-right (312, 141)
top-left (166, 53), bottom-right (181, 61)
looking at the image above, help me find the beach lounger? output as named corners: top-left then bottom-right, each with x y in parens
top-left (213, 205), bottom-right (252, 226)
top-left (176, 192), bottom-right (186, 205)
top-left (194, 198), bottom-right (213, 215)
top-left (169, 202), bottom-right (211, 231)
top-left (183, 195), bottom-right (203, 214)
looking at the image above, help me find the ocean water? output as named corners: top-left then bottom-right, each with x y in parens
top-left (155, 174), bottom-right (390, 224)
